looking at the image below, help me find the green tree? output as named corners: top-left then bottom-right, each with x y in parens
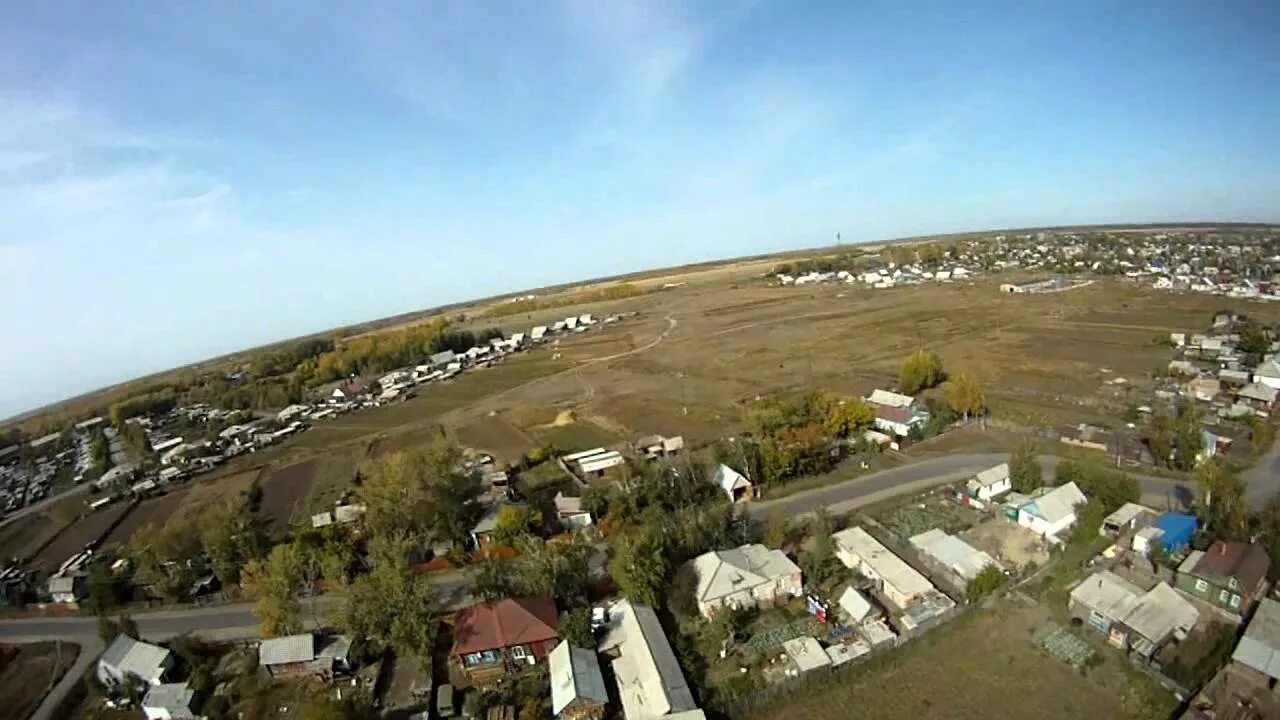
top-left (96, 614), bottom-right (137, 644)
top-left (819, 397), bottom-right (875, 438)
top-left (490, 505), bottom-right (543, 547)
top-left (762, 507), bottom-right (791, 549)
top-left (472, 555), bottom-right (523, 601)
top-left (1173, 403), bottom-right (1204, 472)
top-left (1148, 412), bottom-right (1174, 468)
top-left (965, 564), bottom-right (1005, 603)
top-left (609, 529), bottom-right (668, 607)
top-left (198, 495), bottom-right (267, 588)
top-left (343, 534), bottom-right (440, 665)
top-left (1196, 460), bottom-right (1247, 541)
top-left (559, 607), bottom-right (594, 648)
top-left (358, 441), bottom-right (483, 548)
top-left (1239, 321), bottom-right (1271, 361)
top-left (898, 350), bottom-right (946, 395)
top-left (945, 371), bottom-right (986, 420)
top-left (240, 543), bottom-right (303, 637)
top-left (1009, 440), bottom-right (1042, 493)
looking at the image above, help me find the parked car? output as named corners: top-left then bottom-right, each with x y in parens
top-left (436, 683), bottom-right (455, 718)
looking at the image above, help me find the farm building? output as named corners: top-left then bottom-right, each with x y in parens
top-left (1254, 358), bottom-right (1280, 389)
top-left (452, 597), bottom-right (560, 681)
top-left (688, 543), bottom-right (802, 618)
top-left (909, 528), bottom-right (998, 582)
top-left (597, 599), bottom-right (704, 720)
top-left (713, 463), bottom-right (752, 502)
top-left (872, 405), bottom-right (928, 438)
top-left (832, 527), bottom-right (935, 610)
top-left (634, 434), bottom-right (685, 459)
top-left (562, 448), bottom-right (625, 478)
top-left (1017, 482), bottom-right (1087, 541)
top-left (866, 389), bottom-right (914, 409)
top-left (549, 641), bottom-right (607, 720)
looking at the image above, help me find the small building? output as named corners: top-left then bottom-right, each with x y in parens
top-left (1186, 377), bottom-right (1222, 403)
top-left (1238, 382), bottom-right (1278, 411)
top-left (48, 573), bottom-right (86, 604)
top-left (452, 597), bottom-right (560, 680)
top-left (258, 633), bottom-right (351, 678)
top-left (548, 641), bottom-right (607, 720)
top-left (1253, 358), bottom-right (1280, 390)
top-left (1059, 424), bottom-right (1109, 452)
top-left (965, 463), bottom-right (1011, 503)
top-left (1101, 502), bottom-right (1155, 537)
top-left (872, 405), bottom-right (928, 438)
top-left (781, 636), bottom-right (831, 674)
top-left (1132, 513), bottom-right (1196, 556)
top-left (563, 448), bottom-right (625, 479)
top-left (689, 544), bottom-right (802, 618)
top-left (712, 464), bottom-right (752, 503)
top-left (634, 435), bottom-right (684, 459)
top-left (1017, 482), bottom-right (1087, 541)
top-left (554, 493), bottom-right (594, 530)
top-left (1177, 542), bottom-right (1271, 615)
top-left (142, 682), bottom-right (199, 720)
top-left (866, 389), bottom-right (915, 409)
top-left (836, 586), bottom-right (880, 625)
top-left (832, 527), bottom-right (936, 611)
top-left (430, 350), bottom-right (458, 367)
top-left (1069, 571), bottom-right (1198, 657)
top-left (1230, 597), bottom-right (1280, 688)
top-left (909, 528), bottom-right (998, 582)
top-left (98, 635), bottom-right (173, 689)
top-left (276, 404), bottom-right (310, 424)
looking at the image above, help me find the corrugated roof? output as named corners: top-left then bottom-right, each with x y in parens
top-left (782, 636), bottom-right (831, 672)
top-left (142, 682), bottom-right (194, 712)
top-left (1233, 598), bottom-right (1280, 680)
top-left (1103, 503), bottom-right (1153, 529)
top-left (867, 389), bottom-right (914, 408)
top-left (909, 529), bottom-right (998, 581)
top-left (837, 587), bottom-right (874, 623)
top-left (598, 599), bottom-right (698, 720)
top-left (1124, 583), bottom-right (1199, 645)
top-left (452, 597), bottom-right (559, 656)
top-left (1070, 571), bottom-right (1142, 620)
top-left (549, 641), bottom-right (607, 715)
top-left (101, 635), bottom-right (171, 683)
top-left (972, 463), bottom-right (1009, 489)
top-left (259, 634), bottom-right (315, 666)
top-left (832, 527), bottom-right (934, 602)
top-left (1024, 482), bottom-right (1086, 525)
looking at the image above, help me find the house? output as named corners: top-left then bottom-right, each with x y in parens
top-left (1219, 369), bottom-right (1251, 387)
top-left (596, 599), bottom-right (705, 720)
top-left (531, 326), bottom-right (548, 341)
top-left (430, 350), bottom-right (458, 367)
top-left (832, 527), bottom-right (936, 610)
top-left (452, 597), bottom-right (560, 680)
top-left (688, 544), bottom-right (802, 618)
top-left (866, 389), bottom-right (914, 409)
top-left (471, 503), bottom-right (505, 547)
top-left (48, 573), bottom-right (85, 604)
top-left (712, 464), bottom-right (752, 503)
top-left (276, 404), bottom-right (310, 424)
top-left (1186, 377), bottom-right (1222, 402)
top-left (1238, 382), bottom-right (1278, 411)
top-left (1229, 597), bottom-right (1280, 688)
top-left (1069, 572), bottom-right (1198, 658)
top-left (1017, 482), bottom-right (1087, 541)
top-left (1177, 541), bottom-right (1271, 615)
top-left (635, 435), bottom-right (684, 459)
top-left (554, 492), bottom-right (594, 530)
top-left (781, 636), bottom-right (831, 674)
top-left (258, 633), bottom-right (351, 678)
top-left (872, 405), bottom-right (928, 438)
top-left (908, 529), bottom-right (998, 582)
top-left (1100, 503), bottom-right (1155, 537)
top-left (329, 380), bottom-right (367, 403)
top-left (563, 448), bottom-right (626, 479)
top-left (549, 641), bottom-right (607, 720)
top-left (836, 586), bottom-right (881, 625)
top-left (1132, 513), bottom-right (1197, 556)
top-left (1059, 424), bottom-right (1110, 452)
top-left (142, 682), bottom-right (199, 720)
top-left (1253, 358), bottom-right (1280, 390)
top-left (98, 635), bottom-right (173, 689)
top-left (965, 463), bottom-right (1011, 503)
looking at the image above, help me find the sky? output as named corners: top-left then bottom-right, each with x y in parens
top-left (2, 1), bottom-right (1278, 419)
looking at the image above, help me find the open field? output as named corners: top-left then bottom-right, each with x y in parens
top-left (103, 489), bottom-right (190, 547)
top-left (747, 602), bottom-right (1167, 720)
top-left (0, 494), bottom-right (95, 562)
top-left (77, 274), bottom-right (1280, 546)
top-left (30, 503), bottom-right (133, 573)
top-left (0, 641), bottom-right (80, 720)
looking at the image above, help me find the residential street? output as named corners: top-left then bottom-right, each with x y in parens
top-left (0, 451), bottom-right (1213, 720)
top-left (1243, 439), bottom-right (1280, 506)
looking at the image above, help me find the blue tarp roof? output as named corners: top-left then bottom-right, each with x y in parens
top-left (1153, 513), bottom-right (1197, 550)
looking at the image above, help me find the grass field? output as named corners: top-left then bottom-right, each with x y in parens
top-left (30, 502), bottom-right (133, 573)
top-left (747, 602), bottom-right (1168, 720)
top-left (0, 641), bottom-right (80, 720)
top-left (102, 489), bottom-right (190, 547)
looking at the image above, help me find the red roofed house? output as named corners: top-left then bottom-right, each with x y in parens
top-left (872, 405), bottom-right (929, 438)
top-left (452, 596), bottom-right (560, 681)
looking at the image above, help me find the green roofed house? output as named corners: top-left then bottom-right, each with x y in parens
top-left (1176, 541), bottom-right (1271, 616)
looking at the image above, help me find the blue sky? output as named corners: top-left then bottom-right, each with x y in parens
top-left (2, 2), bottom-right (1278, 419)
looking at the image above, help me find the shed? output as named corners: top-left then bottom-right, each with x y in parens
top-left (781, 636), bottom-right (831, 674)
top-left (836, 586), bottom-right (878, 624)
top-left (1151, 513), bottom-right (1196, 553)
top-left (713, 464), bottom-right (752, 503)
top-left (549, 641), bottom-right (607, 720)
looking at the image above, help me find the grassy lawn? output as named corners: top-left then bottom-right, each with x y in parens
top-left (746, 602), bottom-right (1172, 720)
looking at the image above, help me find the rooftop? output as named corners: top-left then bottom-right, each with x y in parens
top-left (1233, 598), bottom-right (1280, 680)
top-left (452, 596), bottom-right (559, 656)
top-left (832, 527), bottom-right (934, 601)
top-left (549, 641), bottom-right (608, 716)
top-left (259, 634), bottom-right (315, 666)
top-left (691, 544), bottom-right (799, 602)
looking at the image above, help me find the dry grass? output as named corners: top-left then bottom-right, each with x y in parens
top-left (30, 503), bottom-right (132, 573)
top-left (0, 641), bottom-right (80, 720)
top-left (748, 604), bottom-right (1154, 720)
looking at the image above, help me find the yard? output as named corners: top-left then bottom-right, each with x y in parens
top-left (745, 602), bottom-right (1173, 720)
top-left (30, 502), bottom-right (133, 573)
top-left (0, 641), bottom-right (80, 720)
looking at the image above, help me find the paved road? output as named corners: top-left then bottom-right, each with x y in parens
top-left (1243, 438), bottom-right (1280, 507)
top-left (0, 482), bottom-right (91, 530)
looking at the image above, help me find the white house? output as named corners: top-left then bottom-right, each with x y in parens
top-left (549, 641), bottom-right (607, 720)
top-left (713, 463), bottom-right (752, 502)
top-left (965, 463), bottom-right (1011, 502)
top-left (554, 492), bottom-right (594, 530)
top-left (832, 527), bottom-right (935, 610)
top-left (98, 635), bottom-right (173, 689)
top-left (689, 544), bottom-right (803, 618)
top-left (1017, 482), bottom-right (1087, 540)
top-left (872, 405), bottom-right (928, 438)
top-left (142, 682), bottom-right (199, 720)
top-left (1254, 358), bottom-right (1280, 390)
top-left (909, 529), bottom-right (998, 581)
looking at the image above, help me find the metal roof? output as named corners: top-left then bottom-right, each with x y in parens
top-left (598, 599), bottom-right (698, 720)
top-left (971, 463), bottom-right (1009, 489)
top-left (1024, 482), bottom-right (1087, 524)
top-left (691, 544), bottom-right (799, 603)
top-left (782, 636), bottom-right (831, 673)
top-left (1069, 571), bottom-right (1142, 620)
top-left (1234, 598), bottom-right (1280, 680)
top-left (837, 586), bottom-right (874, 623)
top-left (832, 527), bottom-right (934, 601)
top-left (1124, 583), bottom-right (1199, 646)
top-left (549, 641), bottom-right (608, 716)
top-left (143, 682), bottom-right (195, 713)
top-left (100, 635), bottom-right (171, 683)
top-left (259, 634), bottom-right (315, 666)
top-left (909, 529), bottom-right (999, 581)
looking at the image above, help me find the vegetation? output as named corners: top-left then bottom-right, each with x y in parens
top-left (343, 533), bottom-right (440, 665)
top-left (357, 441), bottom-right (483, 549)
top-left (898, 350), bottom-right (946, 395)
top-left (1009, 440), bottom-right (1042, 493)
top-left (484, 283), bottom-right (646, 318)
top-left (965, 564), bottom-right (1005, 603)
top-left (1195, 459), bottom-right (1247, 542)
top-left (944, 371), bottom-right (985, 419)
